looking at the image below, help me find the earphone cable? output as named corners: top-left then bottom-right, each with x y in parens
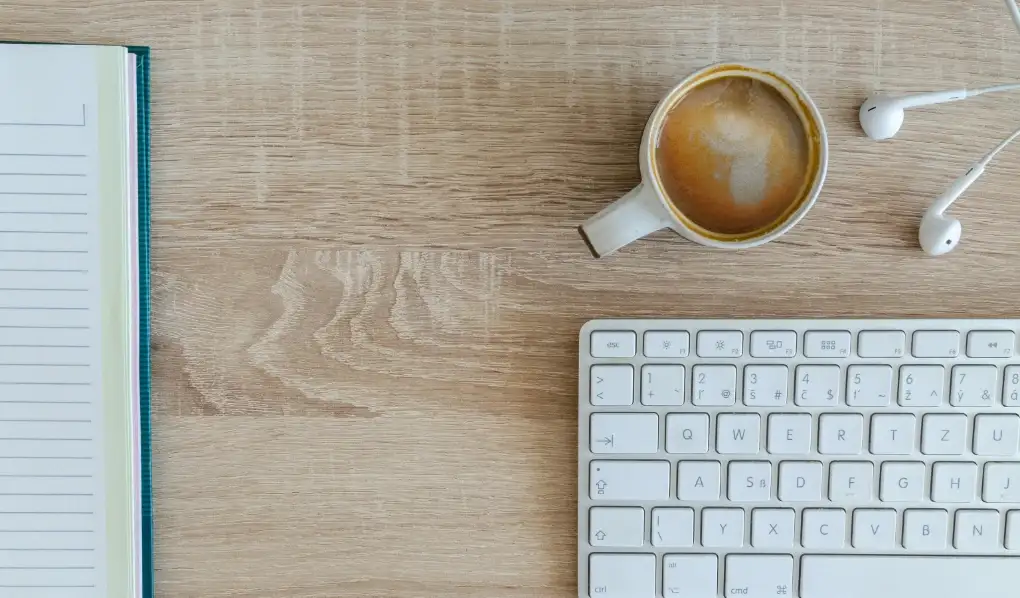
top-left (1007, 0), bottom-right (1020, 37)
top-left (969, 82), bottom-right (1020, 96)
top-left (981, 126), bottom-right (1020, 166)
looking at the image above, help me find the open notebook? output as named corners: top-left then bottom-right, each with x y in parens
top-left (0, 44), bottom-right (152, 597)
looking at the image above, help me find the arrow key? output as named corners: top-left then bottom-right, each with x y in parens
top-left (589, 507), bottom-right (644, 547)
top-left (590, 413), bottom-right (658, 454)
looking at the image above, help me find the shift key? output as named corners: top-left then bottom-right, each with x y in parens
top-left (590, 460), bottom-right (670, 500)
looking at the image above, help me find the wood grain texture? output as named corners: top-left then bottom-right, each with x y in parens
top-left (3, 0), bottom-right (1020, 596)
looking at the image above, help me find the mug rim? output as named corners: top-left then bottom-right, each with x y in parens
top-left (638, 62), bottom-right (830, 249)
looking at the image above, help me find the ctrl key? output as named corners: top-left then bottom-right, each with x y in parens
top-left (589, 554), bottom-right (655, 598)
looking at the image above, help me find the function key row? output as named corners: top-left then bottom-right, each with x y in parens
top-left (590, 329), bottom-right (1017, 360)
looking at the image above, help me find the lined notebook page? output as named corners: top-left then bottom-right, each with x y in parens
top-left (0, 45), bottom-right (116, 598)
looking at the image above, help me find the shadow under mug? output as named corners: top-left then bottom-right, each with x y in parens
top-left (579, 63), bottom-right (829, 258)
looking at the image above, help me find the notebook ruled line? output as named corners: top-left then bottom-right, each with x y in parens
top-left (0, 192), bottom-right (86, 196)
top-left (0, 494), bottom-right (93, 497)
top-left (0, 212), bottom-right (87, 216)
top-left (0, 231), bottom-right (88, 235)
top-left (0, 401), bottom-right (91, 404)
top-left (0, 326), bottom-right (90, 329)
top-left (0, 474), bottom-right (92, 477)
top-left (0, 250), bottom-right (87, 254)
top-left (0, 173), bottom-right (86, 177)
top-left (0, 383), bottom-right (91, 387)
top-left (0, 453), bottom-right (92, 459)
top-left (0, 549), bottom-right (95, 552)
top-left (0, 105), bottom-right (86, 128)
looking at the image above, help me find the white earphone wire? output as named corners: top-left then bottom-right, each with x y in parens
top-left (1008, 0), bottom-right (1020, 36)
top-left (969, 82), bottom-right (1020, 96)
top-left (980, 126), bottom-right (1020, 166)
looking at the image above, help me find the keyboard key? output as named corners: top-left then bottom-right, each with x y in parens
top-left (967, 330), bottom-right (1015, 358)
top-left (640, 364), bottom-right (684, 406)
top-left (983, 462), bottom-right (1020, 503)
top-left (590, 461), bottom-right (669, 501)
top-left (857, 330), bottom-right (906, 357)
top-left (651, 507), bottom-right (694, 547)
top-left (589, 507), bottom-right (644, 547)
top-left (643, 330), bottom-right (689, 358)
top-left (749, 330), bottom-right (797, 358)
top-left (870, 414), bottom-right (916, 455)
top-left (727, 461), bottom-right (771, 502)
top-left (880, 462), bottom-right (925, 501)
top-left (590, 330), bottom-right (636, 358)
top-left (1005, 366), bottom-right (1020, 407)
top-left (829, 462), bottom-right (874, 501)
top-left (902, 509), bottom-right (948, 549)
top-left (973, 414), bottom-right (1020, 456)
top-left (847, 365), bottom-right (892, 406)
top-left (692, 364), bottom-right (737, 406)
top-left (724, 555), bottom-right (793, 598)
top-left (954, 510), bottom-right (1000, 551)
top-left (743, 364), bottom-right (788, 406)
top-left (795, 365), bottom-right (840, 406)
top-left (678, 461), bottom-right (721, 501)
top-left (697, 330), bottom-right (743, 357)
top-left (818, 414), bottom-right (864, 455)
top-left (802, 508), bottom-right (846, 548)
top-left (899, 365), bottom-right (945, 406)
top-left (751, 508), bottom-right (795, 548)
top-left (663, 554), bottom-right (717, 598)
top-left (589, 413), bottom-right (658, 454)
top-left (1007, 511), bottom-right (1020, 550)
top-left (800, 555), bottom-right (1020, 598)
top-left (852, 509), bottom-right (897, 548)
top-left (931, 462), bottom-right (977, 503)
top-left (912, 330), bottom-right (960, 358)
top-left (590, 365), bottom-right (633, 405)
top-left (665, 413), bottom-right (709, 454)
top-left (767, 413), bottom-right (811, 454)
top-left (778, 461), bottom-right (822, 501)
top-left (922, 414), bottom-right (967, 455)
top-left (702, 508), bottom-right (744, 547)
top-left (716, 413), bottom-right (760, 454)
top-left (951, 364), bottom-right (997, 406)
top-left (804, 330), bottom-right (851, 358)
top-left (588, 553), bottom-right (654, 598)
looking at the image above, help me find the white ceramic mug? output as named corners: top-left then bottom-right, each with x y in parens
top-left (579, 63), bottom-right (829, 258)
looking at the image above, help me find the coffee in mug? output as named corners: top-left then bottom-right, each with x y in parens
top-left (579, 63), bottom-right (828, 257)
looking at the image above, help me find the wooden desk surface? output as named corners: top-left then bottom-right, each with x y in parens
top-left (7, 1), bottom-right (1020, 595)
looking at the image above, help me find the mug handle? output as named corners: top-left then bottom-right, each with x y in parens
top-left (578, 184), bottom-right (673, 258)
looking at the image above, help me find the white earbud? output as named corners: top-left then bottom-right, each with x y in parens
top-left (859, 84), bottom-right (1020, 140)
top-left (919, 127), bottom-right (1020, 256)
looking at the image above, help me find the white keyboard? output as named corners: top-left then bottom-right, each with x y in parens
top-left (577, 319), bottom-right (1020, 598)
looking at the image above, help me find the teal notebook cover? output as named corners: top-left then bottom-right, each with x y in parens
top-left (128, 45), bottom-right (154, 598)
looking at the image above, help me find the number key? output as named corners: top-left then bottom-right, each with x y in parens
top-left (847, 365), bottom-right (893, 407)
top-left (899, 365), bottom-right (944, 407)
top-left (951, 365), bottom-right (997, 406)
top-left (1005, 366), bottom-right (1020, 407)
top-left (795, 365), bottom-right (840, 406)
top-left (641, 365), bottom-right (685, 406)
top-left (744, 365), bottom-right (788, 406)
top-left (693, 365), bottom-right (737, 406)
